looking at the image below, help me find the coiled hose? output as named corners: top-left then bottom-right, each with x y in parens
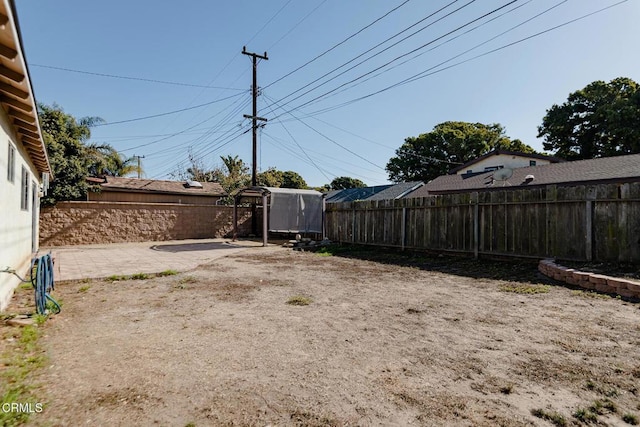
top-left (31, 253), bottom-right (60, 315)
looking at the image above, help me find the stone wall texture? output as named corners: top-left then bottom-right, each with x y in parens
top-left (538, 259), bottom-right (640, 300)
top-left (40, 201), bottom-right (252, 246)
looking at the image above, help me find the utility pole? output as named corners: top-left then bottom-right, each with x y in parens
top-left (241, 46), bottom-right (268, 187)
top-left (132, 155), bottom-right (145, 179)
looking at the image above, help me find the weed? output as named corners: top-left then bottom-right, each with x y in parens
top-left (287, 295), bottom-right (312, 306)
top-left (585, 379), bottom-right (619, 397)
top-left (590, 398), bottom-right (617, 415)
top-left (179, 276), bottom-right (198, 284)
top-left (531, 408), bottom-right (567, 426)
top-left (499, 284), bottom-right (550, 294)
top-left (574, 407), bottom-right (598, 423)
top-left (0, 325), bottom-right (46, 426)
top-left (130, 273), bottom-right (150, 280)
top-left (571, 290), bottom-right (611, 300)
top-left (19, 282), bottom-right (32, 290)
top-left (106, 275), bottom-right (127, 282)
top-left (158, 269), bottom-right (179, 276)
top-left (315, 251), bottom-right (333, 257)
top-left (33, 314), bottom-right (47, 326)
top-left (623, 413), bottom-right (639, 425)
top-left (184, 423), bottom-right (196, 427)
top-left (78, 285), bottom-right (90, 293)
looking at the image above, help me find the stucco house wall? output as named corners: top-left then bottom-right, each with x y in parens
top-left (0, 0), bottom-right (51, 311)
top-left (455, 153), bottom-right (553, 175)
top-left (0, 108), bottom-right (41, 310)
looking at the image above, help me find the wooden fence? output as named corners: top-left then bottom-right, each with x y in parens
top-left (325, 182), bottom-right (640, 263)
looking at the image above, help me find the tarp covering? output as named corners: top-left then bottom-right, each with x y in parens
top-left (267, 188), bottom-right (323, 233)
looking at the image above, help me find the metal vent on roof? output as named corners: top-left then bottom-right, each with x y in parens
top-left (185, 180), bottom-right (203, 188)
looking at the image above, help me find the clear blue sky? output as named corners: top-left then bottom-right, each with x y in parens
top-left (15, 0), bottom-right (639, 187)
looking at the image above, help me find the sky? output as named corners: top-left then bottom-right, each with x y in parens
top-left (14, 0), bottom-right (640, 187)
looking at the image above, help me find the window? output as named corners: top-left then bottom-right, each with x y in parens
top-left (7, 142), bottom-right (15, 182)
top-left (484, 166), bottom-right (503, 172)
top-left (529, 160), bottom-right (537, 166)
top-left (21, 166), bottom-right (29, 211)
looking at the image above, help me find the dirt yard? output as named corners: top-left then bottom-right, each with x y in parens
top-left (3, 246), bottom-right (640, 426)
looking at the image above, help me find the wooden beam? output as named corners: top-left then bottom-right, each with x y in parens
top-left (1, 95), bottom-right (33, 112)
top-left (20, 135), bottom-right (41, 146)
top-left (8, 107), bottom-right (35, 123)
top-left (0, 44), bottom-right (18, 60)
top-left (0, 81), bottom-right (28, 99)
top-left (26, 147), bottom-right (44, 158)
top-left (14, 118), bottom-right (38, 132)
top-left (0, 64), bottom-right (24, 82)
top-left (18, 127), bottom-right (40, 140)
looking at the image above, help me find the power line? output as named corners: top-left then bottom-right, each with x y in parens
top-left (93, 92), bottom-right (247, 127)
top-left (152, 124), bottom-right (252, 179)
top-left (268, 0), bottom-right (463, 107)
top-left (148, 95), bottom-right (255, 177)
top-left (289, 0), bottom-right (536, 107)
top-left (29, 63), bottom-right (246, 90)
top-left (267, 0), bottom-right (329, 51)
top-left (278, 1), bottom-right (627, 120)
top-left (264, 0), bottom-right (413, 89)
top-left (273, 0), bottom-right (518, 119)
top-left (119, 94), bottom-right (251, 152)
top-left (261, 97), bottom-right (332, 182)
top-left (263, 94), bottom-right (385, 171)
top-left (262, 132), bottom-right (382, 183)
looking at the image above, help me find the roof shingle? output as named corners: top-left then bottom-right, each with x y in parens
top-left (96, 176), bottom-right (226, 196)
top-left (409, 154), bottom-right (640, 197)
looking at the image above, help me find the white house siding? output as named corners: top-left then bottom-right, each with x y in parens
top-left (0, 108), bottom-right (40, 311)
top-left (456, 154), bottom-right (553, 175)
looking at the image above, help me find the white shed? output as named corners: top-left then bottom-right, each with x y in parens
top-left (232, 186), bottom-right (325, 246)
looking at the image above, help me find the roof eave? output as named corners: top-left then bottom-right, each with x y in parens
top-left (1, 0), bottom-right (51, 178)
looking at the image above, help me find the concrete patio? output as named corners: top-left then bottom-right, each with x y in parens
top-left (42, 238), bottom-right (269, 282)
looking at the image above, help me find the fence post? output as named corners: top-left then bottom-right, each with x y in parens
top-left (351, 204), bottom-right (356, 243)
top-left (585, 187), bottom-right (596, 261)
top-left (472, 192), bottom-right (479, 259)
top-left (401, 206), bottom-right (407, 250)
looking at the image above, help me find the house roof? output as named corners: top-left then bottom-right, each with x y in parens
top-left (95, 176), bottom-right (226, 196)
top-left (233, 186), bottom-right (323, 198)
top-left (0, 0), bottom-right (51, 177)
top-left (325, 185), bottom-right (393, 203)
top-left (409, 153), bottom-right (640, 197)
top-left (365, 181), bottom-right (424, 201)
top-left (448, 149), bottom-right (564, 174)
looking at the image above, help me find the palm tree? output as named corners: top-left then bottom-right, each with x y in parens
top-left (86, 143), bottom-right (143, 177)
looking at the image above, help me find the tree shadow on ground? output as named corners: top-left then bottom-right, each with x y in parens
top-left (316, 244), bottom-right (554, 285)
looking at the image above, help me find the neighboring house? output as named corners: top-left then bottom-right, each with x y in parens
top-left (365, 181), bottom-right (423, 201)
top-left (0, 0), bottom-right (52, 311)
top-left (449, 149), bottom-right (564, 175)
top-left (408, 154), bottom-right (640, 197)
top-left (326, 182), bottom-right (423, 203)
top-left (87, 176), bottom-right (226, 204)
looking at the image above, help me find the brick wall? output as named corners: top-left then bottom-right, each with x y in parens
top-left (40, 201), bottom-right (252, 246)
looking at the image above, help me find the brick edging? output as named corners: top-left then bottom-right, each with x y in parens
top-left (538, 259), bottom-right (640, 299)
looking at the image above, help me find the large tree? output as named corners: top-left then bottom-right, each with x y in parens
top-left (329, 176), bottom-right (366, 190)
top-left (280, 171), bottom-right (307, 189)
top-left (386, 121), bottom-right (533, 183)
top-left (538, 77), bottom-right (640, 160)
top-left (38, 103), bottom-right (103, 205)
top-left (256, 168), bottom-right (307, 189)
